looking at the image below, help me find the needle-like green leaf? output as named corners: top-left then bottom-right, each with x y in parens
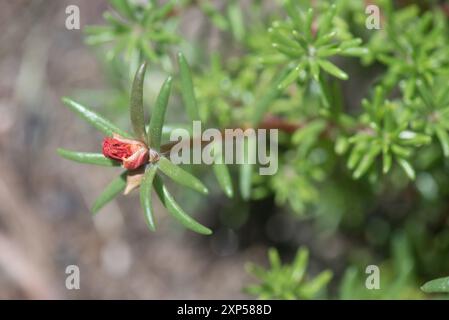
top-left (421, 276), bottom-right (449, 293)
top-left (298, 270), bottom-right (333, 299)
top-left (139, 165), bottom-right (158, 232)
top-left (284, 0), bottom-right (302, 30)
top-left (278, 64), bottom-right (301, 90)
top-left (416, 80), bottom-right (434, 108)
top-left (317, 59), bottom-right (349, 80)
top-left (213, 163), bottom-right (233, 198)
top-left (92, 172), bottom-right (127, 214)
top-left (148, 76), bottom-right (172, 151)
top-left (435, 126), bottom-right (449, 157)
top-left (292, 248), bottom-right (309, 282)
top-left (57, 148), bottom-right (120, 167)
top-left (178, 52), bottom-right (200, 121)
top-left (227, 0), bottom-right (245, 41)
top-left (158, 157), bottom-right (208, 194)
top-left (268, 248), bottom-right (281, 269)
top-left (130, 61), bottom-right (148, 142)
top-left (62, 97), bottom-right (132, 138)
top-left (153, 175), bottom-right (212, 235)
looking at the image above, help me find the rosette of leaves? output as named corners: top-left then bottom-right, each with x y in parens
top-left (193, 53), bottom-right (254, 127)
top-left (57, 55), bottom-right (236, 235)
top-left (85, 0), bottom-right (180, 63)
top-left (245, 247), bottom-right (332, 300)
top-left (191, 54), bottom-right (298, 201)
top-left (344, 86), bottom-right (431, 180)
top-left (266, 1), bottom-right (368, 91)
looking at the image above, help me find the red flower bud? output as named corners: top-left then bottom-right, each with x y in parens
top-left (102, 134), bottom-right (149, 170)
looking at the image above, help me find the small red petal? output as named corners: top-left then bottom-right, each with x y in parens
top-left (102, 137), bottom-right (134, 160)
top-left (122, 148), bottom-right (149, 170)
top-left (102, 136), bottom-right (149, 169)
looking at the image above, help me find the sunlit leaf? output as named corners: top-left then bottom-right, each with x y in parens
top-left (62, 97), bottom-right (131, 138)
top-left (148, 76), bottom-right (172, 151)
top-left (57, 149), bottom-right (120, 167)
top-left (130, 62), bottom-right (148, 142)
top-left (317, 59), bottom-right (349, 80)
top-left (139, 165), bottom-right (158, 231)
top-left (158, 156), bottom-right (208, 194)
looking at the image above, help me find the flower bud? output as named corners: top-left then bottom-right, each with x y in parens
top-left (102, 134), bottom-right (149, 170)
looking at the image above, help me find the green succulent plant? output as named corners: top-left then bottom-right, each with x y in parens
top-left (58, 54), bottom-right (228, 235)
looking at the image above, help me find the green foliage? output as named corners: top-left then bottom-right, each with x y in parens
top-left (421, 276), bottom-right (449, 294)
top-left (63, 0), bottom-right (449, 299)
top-left (178, 52), bottom-right (201, 122)
top-left (62, 97), bottom-right (132, 138)
top-left (85, 0), bottom-right (180, 64)
top-left (57, 149), bottom-right (120, 167)
top-left (245, 247), bottom-right (332, 300)
top-left (59, 60), bottom-right (212, 235)
top-left (268, 2), bottom-right (367, 89)
top-left (158, 156), bottom-right (208, 195)
top-left (148, 76), bottom-right (173, 150)
top-left (140, 165), bottom-right (158, 231)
